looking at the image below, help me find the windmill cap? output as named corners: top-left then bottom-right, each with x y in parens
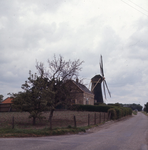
top-left (91, 75), bottom-right (104, 81)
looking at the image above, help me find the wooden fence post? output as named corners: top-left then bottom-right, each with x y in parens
top-left (88, 114), bottom-right (90, 126)
top-left (12, 116), bottom-right (14, 129)
top-left (74, 115), bottom-right (77, 128)
top-left (100, 112), bottom-right (101, 123)
top-left (104, 112), bottom-right (105, 122)
top-left (94, 113), bottom-right (96, 125)
top-left (108, 112), bottom-right (111, 120)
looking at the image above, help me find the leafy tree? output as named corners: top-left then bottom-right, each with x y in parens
top-left (0, 95), bottom-right (3, 103)
top-left (117, 103), bottom-right (143, 111)
top-left (36, 55), bottom-right (83, 129)
top-left (144, 102), bottom-right (148, 112)
top-left (11, 72), bottom-right (51, 125)
top-left (131, 104), bottom-right (142, 111)
top-left (11, 55), bottom-right (83, 127)
top-left (127, 103), bottom-right (142, 111)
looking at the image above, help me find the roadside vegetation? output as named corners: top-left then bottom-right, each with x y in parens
top-left (144, 102), bottom-right (148, 113)
top-left (142, 111), bottom-right (148, 116)
top-left (70, 104), bottom-right (132, 120)
top-left (0, 126), bottom-right (90, 137)
top-left (132, 110), bottom-right (138, 115)
top-left (142, 102), bottom-right (148, 116)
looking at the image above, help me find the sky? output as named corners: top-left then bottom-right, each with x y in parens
top-left (0, 0), bottom-right (148, 107)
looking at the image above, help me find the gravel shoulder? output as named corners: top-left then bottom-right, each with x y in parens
top-left (86, 115), bottom-right (132, 133)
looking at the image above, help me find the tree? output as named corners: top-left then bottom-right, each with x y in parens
top-left (0, 95), bottom-right (3, 103)
top-left (11, 55), bottom-right (83, 127)
top-left (11, 71), bottom-right (51, 125)
top-left (144, 102), bottom-right (148, 112)
top-left (127, 103), bottom-right (143, 111)
top-left (36, 55), bottom-right (83, 129)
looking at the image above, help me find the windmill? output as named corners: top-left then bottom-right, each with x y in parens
top-left (91, 55), bottom-right (111, 103)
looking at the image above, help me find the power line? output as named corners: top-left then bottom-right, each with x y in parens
top-left (121, 0), bottom-right (148, 17)
top-left (128, 0), bottom-right (148, 13)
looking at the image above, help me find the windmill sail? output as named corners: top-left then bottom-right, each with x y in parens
top-left (104, 80), bottom-right (111, 97)
top-left (99, 55), bottom-right (111, 100)
top-left (100, 55), bottom-right (104, 77)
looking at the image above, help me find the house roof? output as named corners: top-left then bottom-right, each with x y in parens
top-left (2, 97), bottom-right (13, 103)
top-left (72, 80), bottom-right (93, 95)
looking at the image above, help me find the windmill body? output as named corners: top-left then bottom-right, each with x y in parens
top-left (91, 75), bottom-right (104, 103)
top-left (91, 55), bottom-right (111, 104)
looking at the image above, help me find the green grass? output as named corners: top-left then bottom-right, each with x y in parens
top-left (142, 111), bottom-right (148, 116)
top-left (0, 126), bottom-right (91, 137)
top-left (132, 111), bottom-right (137, 115)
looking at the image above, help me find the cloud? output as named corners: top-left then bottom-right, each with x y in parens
top-left (0, 0), bottom-right (148, 107)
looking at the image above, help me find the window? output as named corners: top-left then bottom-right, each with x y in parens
top-left (86, 98), bottom-right (89, 105)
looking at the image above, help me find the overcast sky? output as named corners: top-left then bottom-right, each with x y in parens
top-left (0, 0), bottom-right (148, 107)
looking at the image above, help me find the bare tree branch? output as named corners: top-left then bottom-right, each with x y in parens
top-left (47, 55), bottom-right (84, 81)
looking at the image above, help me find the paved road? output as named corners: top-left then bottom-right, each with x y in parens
top-left (0, 112), bottom-right (148, 150)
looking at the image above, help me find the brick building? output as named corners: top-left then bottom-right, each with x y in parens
top-left (66, 79), bottom-right (94, 105)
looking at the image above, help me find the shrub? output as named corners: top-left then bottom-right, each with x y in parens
top-left (108, 108), bottom-right (117, 120)
top-left (119, 107), bottom-right (132, 116)
top-left (113, 107), bottom-right (123, 119)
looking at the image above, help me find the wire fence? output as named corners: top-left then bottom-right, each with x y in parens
top-left (0, 111), bottom-right (111, 129)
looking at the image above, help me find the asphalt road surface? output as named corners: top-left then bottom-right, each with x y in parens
top-left (1, 112), bottom-right (148, 150)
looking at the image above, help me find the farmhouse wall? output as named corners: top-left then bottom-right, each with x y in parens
top-left (83, 93), bottom-right (94, 105)
top-left (74, 92), bottom-right (84, 105)
top-left (66, 81), bottom-right (84, 104)
top-left (0, 103), bottom-right (16, 112)
top-left (66, 80), bottom-right (94, 105)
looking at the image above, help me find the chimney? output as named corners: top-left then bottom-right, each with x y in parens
top-left (76, 78), bottom-right (78, 83)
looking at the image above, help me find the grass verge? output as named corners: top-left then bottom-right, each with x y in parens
top-left (0, 126), bottom-right (92, 138)
top-left (132, 111), bottom-right (137, 115)
top-left (142, 111), bottom-right (148, 116)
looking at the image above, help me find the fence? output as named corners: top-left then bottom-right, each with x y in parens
top-left (0, 111), bottom-right (111, 129)
top-left (73, 112), bottom-right (111, 127)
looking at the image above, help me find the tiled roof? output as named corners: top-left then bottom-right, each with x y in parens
top-left (72, 81), bottom-right (93, 95)
top-left (2, 97), bottom-right (13, 103)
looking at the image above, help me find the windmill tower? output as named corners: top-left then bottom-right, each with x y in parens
top-left (91, 55), bottom-right (111, 103)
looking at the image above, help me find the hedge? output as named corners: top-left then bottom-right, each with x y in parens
top-left (108, 107), bottom-right (132, 120)
top-left (70, 104), bottom-right (114, 112)
top-left (69, 104), bottom-right (132, 120)
top-left (108, 108), bottom-right (117, 120)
